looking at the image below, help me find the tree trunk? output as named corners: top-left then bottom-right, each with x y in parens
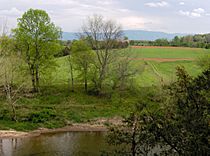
top-left (84, 73), bottom-right (87, 93)
top-left (11, 102), bottom-right (17, 122)
top-left (98, 66), bottom-right (105, 93)
top-left (35, 64), bottom-right (39, 92)
top-left (31, 69), bottom-right (36, 92)
top-left (84, 66), bottom-right (88, 93)
top-left (70, 63), bottom-right (74, 92)
top-left (98, 53), bottom-right (108, 94)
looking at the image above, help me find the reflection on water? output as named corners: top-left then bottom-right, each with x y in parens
top-left (0, 132), bottom-right (108, 156)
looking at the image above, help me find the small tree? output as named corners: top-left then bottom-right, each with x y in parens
top-left (13, 9), bottom-right (61, 92)
top-left (71, 40), bottom-right (94, 93)
top-left (0, 23), bottom-right (24, 121)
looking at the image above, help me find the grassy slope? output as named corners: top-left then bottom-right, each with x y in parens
top-left (0, 85), bottom-right (139, 131)
top-left (129, 47), bottom-right (209, 86)
top-left (129, 47), bottom-right (209, 58)
top-left (0, 47), bottom-right (209, 131)
top-left (53, 47), bottom-right (209, 87)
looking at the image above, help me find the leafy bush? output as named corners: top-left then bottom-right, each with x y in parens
top-left (28, 109), bottom-right (56, 123)
top-left (0, 108), bottom-right (10, 120)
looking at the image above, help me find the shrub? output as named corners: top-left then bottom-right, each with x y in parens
top-left (28, 109), bottom-right (56, 123)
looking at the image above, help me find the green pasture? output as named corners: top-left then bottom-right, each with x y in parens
top-left (52, 47), bottom-right (209, 87)
top-left (128, 47), bottom-right (209, 58)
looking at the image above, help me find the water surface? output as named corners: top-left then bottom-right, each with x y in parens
top-left (0, 132), bottom-right (108, 156)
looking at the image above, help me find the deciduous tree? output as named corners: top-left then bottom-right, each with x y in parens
top-left (13, 9), bottom-right (61, 92)
top-left (81, 15), bottom-right (123, 94)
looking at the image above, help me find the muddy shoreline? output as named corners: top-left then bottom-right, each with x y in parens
top-left (0, 117), bottom-right (122, 139)
top-left (0, 124), bottom-right (107, 139)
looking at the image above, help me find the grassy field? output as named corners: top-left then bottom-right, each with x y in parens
top-left (130, 47), bottom-right (209, 86)
top-left (0, 47), bottom-right (209, 131)
top-left (53, 47), bottom-right (209, 87)
top-left (129, 47), bottom-right (209, 58)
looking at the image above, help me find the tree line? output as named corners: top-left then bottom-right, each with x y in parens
top-left (130, 34), bottom-right (210, 49)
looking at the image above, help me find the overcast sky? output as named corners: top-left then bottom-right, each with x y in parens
top-left (0, 0), bottom-right (210, 33)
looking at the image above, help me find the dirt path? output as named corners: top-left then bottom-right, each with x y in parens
top-left (128, 58), bottom-right (194, 62)
top-left (0, 117), bottom-right (122, 139)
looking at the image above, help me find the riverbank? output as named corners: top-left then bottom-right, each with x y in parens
top-left (0, 117), bottom-right (122, 138)
top-left (0, 124), bottom-right (106, 139)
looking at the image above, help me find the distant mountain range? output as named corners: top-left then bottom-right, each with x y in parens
top-left (62, 30), bottom-right (189, 41)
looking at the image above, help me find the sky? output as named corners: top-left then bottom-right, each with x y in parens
top-left (0, 0), bottom-right (210, 34)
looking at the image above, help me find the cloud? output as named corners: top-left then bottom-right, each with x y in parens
top-left (145, 1), bottom-right (169, 8)
top-left (179, 8), bottom-right (205, 18)
top-left (35, 0), bottom-right (157, 31)
top-left (193, 8), bottom-right (205, 14)
top-left (0, 7), bottom-right (23, 17)
top-left (179, 2), bottom-right (185, 5)
top-left (119, 16), bottom-right (158, 29)
top-left (0, 0), bottom-right (209, 33)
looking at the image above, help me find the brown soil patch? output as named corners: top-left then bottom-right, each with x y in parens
top-left (128, 58), bottom-right (194, 62)
top-left (131, 46), bottom-right (199, 50)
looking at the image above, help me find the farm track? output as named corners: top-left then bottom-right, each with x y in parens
top-left (148, 62), bottom-right (162, 79)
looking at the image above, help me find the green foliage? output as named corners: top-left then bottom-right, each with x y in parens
top-left (171, 36), bottom-right (181, 46)
top-left (71, 40), bottom-right (92, 54)
top-left (197, 54), bottom-right (210, 70)
top-left (109, 49), bottom-right (141, 92)
top-left (0, 35), bottom-right (18, 85)
top-left (106, 67), bottom-right (210, 155)
top-left (0, 107), bottom-right (10, 120)
top-left (13, 8), bottom-right (61, 92)
top-left (154, 67), bottom-right (210, 155)
top-left (71, 40), bottom-right (95, 92)
top-left (0, 35), bottom-right (14, 56)
top-left (154, 38), bottom-right (169, 46)
top-left (0, 120), bottom-right (39, 131)
top-left (28, 109), bottom-right (56, 123)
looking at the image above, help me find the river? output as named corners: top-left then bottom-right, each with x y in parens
top-left (0, 132), bottom-right (109, 156)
